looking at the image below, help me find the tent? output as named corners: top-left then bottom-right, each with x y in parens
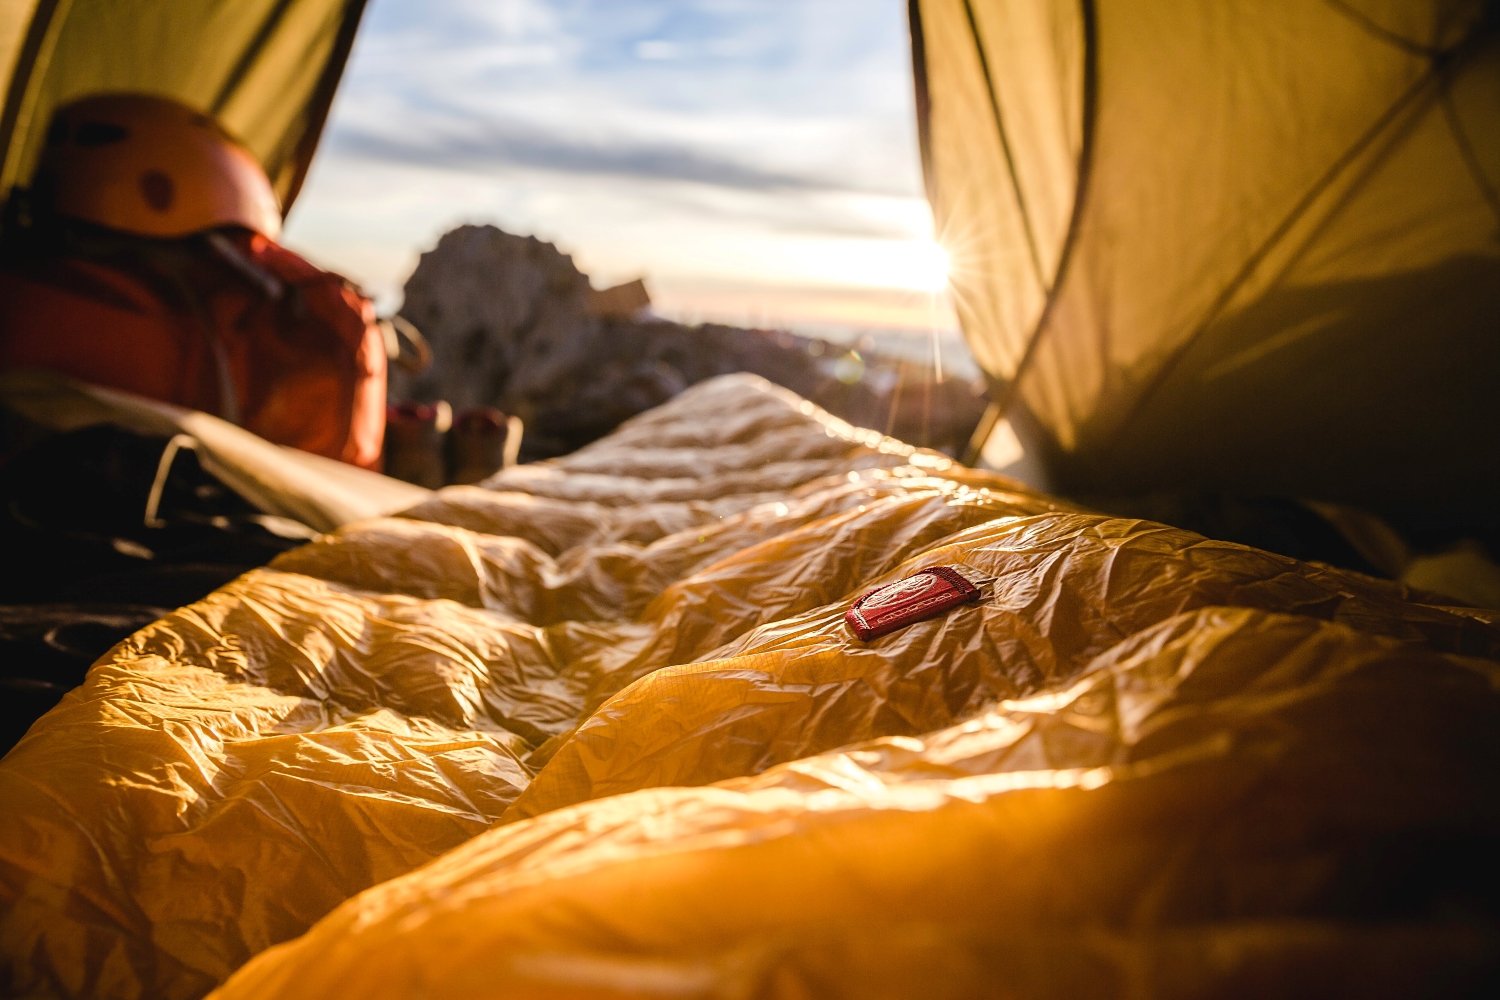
top-left (2, 2), bottom-right (1499, 998)
top-left (1, 0), bottom-right (366, 220)
top-left (911, 0), bottom-right (1500, 546)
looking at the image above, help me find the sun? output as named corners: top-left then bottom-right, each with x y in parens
top-left (910, 239), bottom-right (952, 293)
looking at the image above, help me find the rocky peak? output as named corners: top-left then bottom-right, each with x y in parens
top-left (392, 224), bottom-right (595, 412)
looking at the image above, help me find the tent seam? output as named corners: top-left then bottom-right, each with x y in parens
top-left (1321, 0), bottom-right (1437, 57)
top-left (282, 0), bottom-right (369, 213)
top-left (1098, 51), bottom-right (1467, 458)
top-left (0, 0), bottom-right (70, 207)
top-left (908, 0), bottom-right (936, 206)
top-left (1439, 85), bottom-right (1500, 226)
top-left (961, 0), bottom-right (1047, 292)
top-left (209, 0), bottom-right (301, 116)
top-left (964, 0), bottom-right (1099, 465)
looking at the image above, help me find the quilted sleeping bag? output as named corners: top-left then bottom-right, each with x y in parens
top-left (2, 374), bottom-right (1498, 998)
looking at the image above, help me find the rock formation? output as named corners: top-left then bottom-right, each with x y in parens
top-left (392, 225), bottom-right (595, 413)
top-left (390, 223), bottom-right (987, 466)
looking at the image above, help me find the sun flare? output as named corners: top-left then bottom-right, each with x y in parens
top-left (910, 239), bottom-right (952, 293)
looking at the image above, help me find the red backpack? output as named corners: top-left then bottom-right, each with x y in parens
top-left (0, 229), bottom-right (387, 469)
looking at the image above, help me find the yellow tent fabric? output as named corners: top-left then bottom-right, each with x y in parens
top-left (2, 375), bottom-right (1498, 998)
top-left (0, 0), bottom-right (367, 218)
top-left (912, 0), bottom-right (1500, 542)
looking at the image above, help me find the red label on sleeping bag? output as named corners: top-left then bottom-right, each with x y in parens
top-left (845, 566), bottom-right (981, 641)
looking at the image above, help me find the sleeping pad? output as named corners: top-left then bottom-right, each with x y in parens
top-left (1, 374), bottom-right (1498, 998)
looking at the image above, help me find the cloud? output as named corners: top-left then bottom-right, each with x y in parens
top-left (632, 180), bottom-right (929, 241)
top-left (321, 0), bottom-right (924, 200)
top-left (325, 112), bottom-right (913, 201)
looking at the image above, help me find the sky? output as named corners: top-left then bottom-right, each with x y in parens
top-left (282, 0), bottom-right (959, 343)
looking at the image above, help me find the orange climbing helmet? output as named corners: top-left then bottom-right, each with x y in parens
top-left (27, 92), bottom-right (282, 239)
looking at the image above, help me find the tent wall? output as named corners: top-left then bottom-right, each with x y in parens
top-left (0, 0), bottom-right (367, 221)
top-left (913, 0), bottom-right (1500, 542)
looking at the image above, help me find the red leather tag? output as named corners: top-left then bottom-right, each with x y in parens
top-left (845, 566), bottom-right (981, 641)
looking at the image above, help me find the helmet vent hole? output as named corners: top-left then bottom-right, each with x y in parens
top-left (139, 170), bottom-right (176, 212)
top-left (76, 122), bottom-right (129, 147)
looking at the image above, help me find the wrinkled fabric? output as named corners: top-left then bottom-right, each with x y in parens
top-left (2, 374), bottom-right (1497, 999)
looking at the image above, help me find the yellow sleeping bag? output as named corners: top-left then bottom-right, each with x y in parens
top-left (2, 375), bottom-right (1497, 998)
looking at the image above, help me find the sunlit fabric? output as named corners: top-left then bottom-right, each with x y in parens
top-left (2, 375), bottom-right (1497, 998)
top-left (912, 0), bottom-right (1500, 540)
